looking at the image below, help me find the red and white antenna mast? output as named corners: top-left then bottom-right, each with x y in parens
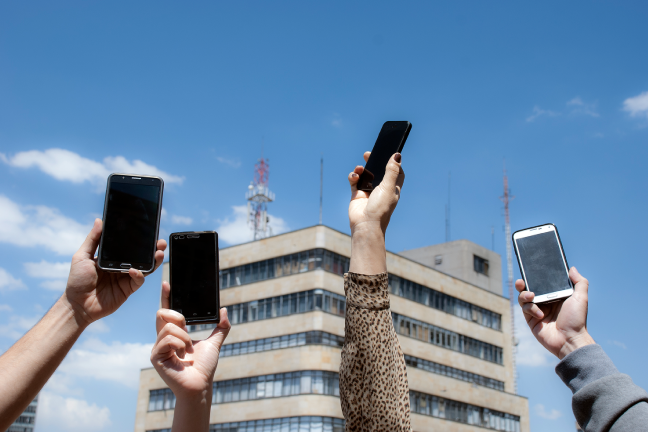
top-left (500, 161), bottom-right (517, 394)
top-left (246, 152), bottom-right (275, 241)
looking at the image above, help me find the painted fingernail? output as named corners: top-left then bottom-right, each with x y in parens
top-left (394, 153), bottom-right (401, 163)
top-left (351, 173), bottom-right (358, 178)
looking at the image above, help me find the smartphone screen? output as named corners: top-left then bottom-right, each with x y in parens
top-left (170, 232), bottom-right (220, 324)
top-left (358, 121), bottom-right (411, 191)
top-left (514, 225), bottom-right (572, 297)
top-left (98, 175), bottom-right (163, 271)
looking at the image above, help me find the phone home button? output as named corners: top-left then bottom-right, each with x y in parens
top-left (547, 293), bottom-right (558, 299)
top-left (120, 263), bottom-right (131, 269)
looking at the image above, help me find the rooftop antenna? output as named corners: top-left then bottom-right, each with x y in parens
top-left (500, 159), bottom-right (517, 394)
top-left (445, 172), bottom-right (451, 242)
top-left (246, 145), bottom-right (275, 241)
top-left (319, 154), bottom-right (323, 225)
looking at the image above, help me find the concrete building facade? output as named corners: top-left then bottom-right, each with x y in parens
top-left (134, 226), bottom-right (529, 432)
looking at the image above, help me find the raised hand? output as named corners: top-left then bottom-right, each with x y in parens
top-left (62, 218), bottom-right (166, 326)
top-left (516, 267), bottom-right (595, 359)
top-left (348, 151), bottom-right (405, 235)
top-left (151, 281), bottom-right (231, 398)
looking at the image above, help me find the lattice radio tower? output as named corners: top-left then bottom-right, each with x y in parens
top-left (246, 155), bottom-right (275, 241)
top-left (500, 163), bottom-right (518, 394)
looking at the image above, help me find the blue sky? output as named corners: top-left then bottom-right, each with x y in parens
top-left (1, 1), bottom-right (648, 431)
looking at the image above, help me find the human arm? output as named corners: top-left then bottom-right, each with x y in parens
top-left (150, 282), bottom-right (231, 432)
top-left (0, 218), bottom-right (166, 430)
top-left (517, 269), bottom-right (648, 431)
top-left (339, 152), bottom-right (411, 431)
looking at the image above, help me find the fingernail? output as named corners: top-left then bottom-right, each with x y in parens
top-left (394, 153), bottom-right (401, 163)
top-left (351, 173), bottom-right (358, 178)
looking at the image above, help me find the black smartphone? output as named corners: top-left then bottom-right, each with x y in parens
top-left (97, 174), bottom-right (164, 273)
top-left (357, 121), bottom-right (412, 191)
top-left (512, 223), bottom-right (574, 304)
top-left (170, 231), bottom-right (221, 325)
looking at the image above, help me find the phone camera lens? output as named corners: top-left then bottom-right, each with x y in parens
top-left (174, 236), bottom-right (178, 240)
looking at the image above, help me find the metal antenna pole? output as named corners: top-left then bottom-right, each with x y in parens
top-left (445, 172), bottom-right (451, 242)
top-left (247, 148), bottom-right (274, 241)
top-left (319, 155), bottom-right (323, 225)
top-left (500, 161), bottom-right (517, 394)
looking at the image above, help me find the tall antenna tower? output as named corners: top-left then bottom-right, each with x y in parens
top-left (319, 155), bottom-right (323, 225)
top-left (500, 162), bottom-right (517, 393)
top-left (246, 155), bottom-right (275, 241)
top-left (445, 172), bottom-right (451, 242)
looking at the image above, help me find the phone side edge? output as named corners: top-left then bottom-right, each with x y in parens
top-left (96, 174), bottom-right (115, 271)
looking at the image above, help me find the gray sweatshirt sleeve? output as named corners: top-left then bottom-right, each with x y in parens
top-left (555, 344), bottom-right (648, 432)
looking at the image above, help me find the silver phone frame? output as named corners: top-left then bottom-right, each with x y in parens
top-left (513, 223), bottom-right (574, 304)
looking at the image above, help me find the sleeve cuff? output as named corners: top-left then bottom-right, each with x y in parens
top-left (343, 272), bottom-right (390, 310)
top-left (555, 344), bottom-right (619, 394)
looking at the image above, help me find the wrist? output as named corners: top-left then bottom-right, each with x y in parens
top-left (558, 331), bottom-right (596, 360)
top-left (58, 294), bottom-right (92, 330)
top-left (351, 221), bottom-right (385, 238)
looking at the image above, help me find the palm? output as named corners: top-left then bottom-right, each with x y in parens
top-left (528, 296), bottom-right (586, 357)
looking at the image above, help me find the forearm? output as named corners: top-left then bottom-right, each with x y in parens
top-left (172, 389), bottom-right (213, 432)
top-left (0, 295), bottom-right (86, 430)
top-left (349, 222), bottom-right (386, 275)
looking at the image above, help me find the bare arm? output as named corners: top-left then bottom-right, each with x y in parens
top-left (0, 219), bottom-right (166, 430)
top-left (151, 282), bottom-right (231, 432)
top-left (339, 152), bottom-right (411, 431)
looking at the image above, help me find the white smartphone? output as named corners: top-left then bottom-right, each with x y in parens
top-left (512, 223), bottom-right (573, 304)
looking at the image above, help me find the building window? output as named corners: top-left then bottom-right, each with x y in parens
top-left (189, 289), bottom-right (346, 332)
top-left (410, 390), bottom-right (520, 431)
top-left (474, 255), bottom-right (489, 276)
top-left (220, 331), bottom-right (344, 358)
top-left (434, 255), bottom-right (443, 265)
top-left (219, 248), bottom-right (502, 331)
top-left (388, 274), bottom-right (501, 330)
top-left (392, 313), bottom-right (504, 364)
top-left (148, 417), bottom-right (345, 432)
top-left (404, 355), bottom-right (505, 391)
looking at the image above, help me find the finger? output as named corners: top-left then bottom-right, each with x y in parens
top-left (152, 334), bottom-right (189, 361)
top-left (127, 268), bottom-right (146, 294)
top-left (216, 307), bottom-right (231, 331)
top-left (156, 321), bottom-right (192, 350)
top-left (522, 302), bottom-right (544, 320)
top-left (161, 281), bottom-right (171, 309)
top-left (381, 153), bottom-right (404, 194)
top-left (518, 289), bottom-right (535, 307)
top-left (363, 151), bottom-right (371, 163)
top-left (348, 166), bottom-right (365, 196)
top-left (75, 219), bottom-right (102, 260)
top-left (515, 279), bottom-right (526, 293)
top-left (569, 267), bottom-right (588, 296)
top-left (156, 307), bottom-right (187, 333)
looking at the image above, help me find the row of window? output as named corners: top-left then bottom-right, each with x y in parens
top-left (219, 249), bottom-right (350, 289)
top-left (410, 390), bottom-right (520, 432)
top-left (217, 248), bottom-right (501, 330)
top-left (393, 313), bottom-right (504, 364)
top-left (404, 355), bottom-right (505, 391)
top-left (189, 289), bottom-right (346, 331)
top-left (7, 427), bottom-right (34, 432)
top-left (220, 331), bottom-right (344, 358)
top-left (388, 274), bottom-right (501, 330)
top-left (147, 416), bottom-right (345, 432)
top-left (190, 289), bottom-right (504, 365)
top-left (149, 370), bottom-right (340, 411)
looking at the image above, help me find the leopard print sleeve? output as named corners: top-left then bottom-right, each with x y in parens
top-left (339, 272), bottom-right (412, 432)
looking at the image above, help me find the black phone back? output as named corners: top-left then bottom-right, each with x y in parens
top-left (358, 121), bottom-right (411, 191)
top-left (169, 231), bottom-right (221, 325)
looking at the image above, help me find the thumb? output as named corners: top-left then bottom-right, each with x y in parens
top-left (381, 153), bottom-right (404, 193)
top-left (207, 308), bottom-right (231, 350)
top-left (76, 219), bottom-right (102, 260)
top-left (569, 267), bottom-right (589, 296)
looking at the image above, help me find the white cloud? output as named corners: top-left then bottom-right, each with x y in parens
top-left (57, 337), bottom-right (153, 388)
top-left (40, 280), bottom-right (68, 291)
top-left (216, 205), bottom-right (289, 245)
top-left (38, 391), bottom-right (111, 432)
top-left (535, 404), bottom-right (562, 420)
top-left (171, 215), bottom-right (193, 225)
top-left (0, 304), bottom-right (12, 312)
top-left (0, 195), bottom-right (90, 255)
top-left (86, 320), bottom-right (110, 334)
top-left (526, 106), bottom-right (560, 122)
top-left (216, 156), bottom-right (242, 168)
top-left (567, 97), bottom-right (599, 117)
top-left (24, 260), bottom-right (71, 279)
top-left (0, 314), bottom-right (40, 339)
top-left (1, 148), bottom-right (184, 189)
top-left (609, 340), bottom-right (627, 350)
top-left (331, 113), bottom-right (343, 128)
top-left (514, 308), bottom-right (556, 367)
top-left (161, 207), bottom-right (168, 220)
top-left (623, 91), bottom-right (648, 118)
top-left (0, 267), bottom-right (27, 292)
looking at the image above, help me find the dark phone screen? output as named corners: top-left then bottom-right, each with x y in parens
top-left (101, 181), bottom-right (161, 265)
top-left (171, 234), bottom-right (220, 322)
top-left (358, 122), bottom-right (410, 190)
top-left (516, 231), bottom-right (571, 296)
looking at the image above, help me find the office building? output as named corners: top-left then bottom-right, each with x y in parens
top-left (134, 225), bottom-right (529, 431)
top-left (5, 396), bottom-right (37, 432)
